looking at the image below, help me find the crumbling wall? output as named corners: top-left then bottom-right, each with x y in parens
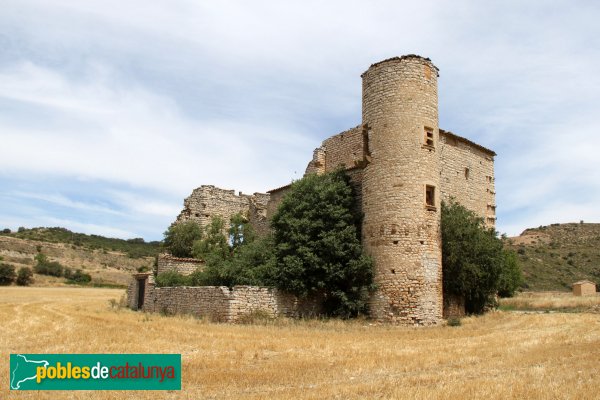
top-left (439, 130), bottom-right (496, 228)
top-left (175, 185), bottom-right (270, 237)
top-left (127, 277), bottom-right (321, 322)
top-left (322, 126), bottom-right (365, 171)
top-left (304, 126), bottom-right (366, 176)
top-left (266, 184), bottom-right (291, 220)
top-left (157, 253), bottom-right (204, 276)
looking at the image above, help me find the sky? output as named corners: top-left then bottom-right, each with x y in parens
top-left (1, 0), bottom-right (599, 241)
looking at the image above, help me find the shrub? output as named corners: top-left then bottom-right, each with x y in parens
top-left (0, 263), bottom-right (16, 285)
top-left (16, 267), bottom-right (34, 286)
top-left (34, 253), bottom-right (64, 277)
top-left (67, 269), bottom-right (92, 284)
top-left (2, 228), bottom-right (11, 234)
top-left (137, 265), bottom-right (150, 273)
top-left (447, 317), bottom-right (462, 327)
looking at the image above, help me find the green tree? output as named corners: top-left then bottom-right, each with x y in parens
top-left (163, 221), bottom-right (203, 258)
top-left (0, 263), bottom-right (16, 285)
top-left (441, 199), bottom-right (522, 313)
top-left (16, 267), bottom-right (34, 286)
top-left (497, 249), bottom-right (523, 297)
top-left (229, 213), bottom-right (256, 252)
top-left (192, 216), bottom-right (229, 261)
top-left (193, 234), bottom-right (276, 287)
top-left (270, 169), bottom-right (374, 317)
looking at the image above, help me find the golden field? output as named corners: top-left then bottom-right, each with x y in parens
top-left (499, 291), bottom-right (600, 312)
top-left (1, 287), bottom-right (599, 399)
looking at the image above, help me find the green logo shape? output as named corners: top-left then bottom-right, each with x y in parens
top-left (10, 354), bottom-right (181, 390)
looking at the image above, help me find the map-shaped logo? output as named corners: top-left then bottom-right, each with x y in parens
top-left (10, 354), bottom-right (49, 390)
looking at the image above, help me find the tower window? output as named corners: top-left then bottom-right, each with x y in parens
top-left (424, 127), bottom-right (434, 147)
top-left (425, 185), bottom-right (436, 209)
top-left (465, 168), bottom-right (470, 179)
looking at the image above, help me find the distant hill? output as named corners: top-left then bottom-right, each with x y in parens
top-left (0, 227), bottom-right (161, 287)
top-left (507, 223), bottom-right (600, 291)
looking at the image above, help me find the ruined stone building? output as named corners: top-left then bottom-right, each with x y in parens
top-left (130, 55), bottom-right (496, 325)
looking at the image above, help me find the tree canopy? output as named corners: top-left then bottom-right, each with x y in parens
top-left (163, 221), bottom-right (202, 258)
top-left (442, 199), bottom-right (522, 313)
top-left (270, 169), bottom-right (374, 317)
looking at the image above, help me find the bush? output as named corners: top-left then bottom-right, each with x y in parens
top-left (16, 267), bottom-right (34, 286)
top-left (2, 228), bottom-right (11, 234)
top-left (0, 263), bottom-right (16, 285)
top-left (34, 253), bottom-right (64, 277)
top-left (67, 269), bottom-right (92, 284)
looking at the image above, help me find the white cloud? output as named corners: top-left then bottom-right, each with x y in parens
top-left (0, 0), bottom-right (599, 239)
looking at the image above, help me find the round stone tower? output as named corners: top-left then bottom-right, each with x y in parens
top-left (361, 55), bottom-right (442, 325)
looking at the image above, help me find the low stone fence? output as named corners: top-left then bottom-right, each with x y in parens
top-left (127, 275), bottom-right (321, 322)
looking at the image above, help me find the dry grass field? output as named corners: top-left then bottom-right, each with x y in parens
top-left (1, 287), bottom-right (599, 399)
top-left (500, 291), bottom-right (600, 312)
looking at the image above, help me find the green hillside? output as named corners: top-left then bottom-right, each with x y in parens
top-left (0, 227), bottom-right (160, 259)
top-left (507, 223), bottom-right (600, 291)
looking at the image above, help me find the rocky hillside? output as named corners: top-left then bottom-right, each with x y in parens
top-left (0, 228), bottom-right (159, 287)
top-left (507, 223), bottom-right (600, 291)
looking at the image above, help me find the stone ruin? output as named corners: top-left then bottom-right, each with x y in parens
top-left (128, 55), bottom-right (496, 325)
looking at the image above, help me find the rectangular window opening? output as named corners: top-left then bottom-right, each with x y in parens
top-left (424, 127), bottom-right (434, 147)
top-left (425, 185), bottom-right (436, 209)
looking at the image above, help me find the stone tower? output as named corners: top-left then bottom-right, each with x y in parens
top-left (361, 55), bottom-right (442, 325)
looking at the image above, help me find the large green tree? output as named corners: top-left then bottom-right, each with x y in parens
top-left (163, 221), bottom-right (202, 258)
top-left (270, 169), bottom-right (374, 317)
top-left (441, 199), bottom-right (522, 313)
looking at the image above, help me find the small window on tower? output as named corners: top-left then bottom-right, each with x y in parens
top-left (424, 127), bottom-right (434, 147)
top-left (465, 168), bottom-right (470, 179)
top-left (425, 185), bottom-right (436, 210)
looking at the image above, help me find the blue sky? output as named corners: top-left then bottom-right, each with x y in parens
top-left (1, 1), bottom-right (599, 240)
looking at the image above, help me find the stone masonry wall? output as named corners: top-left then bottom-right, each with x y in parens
top-left (175, 185), bottom-right (270, 237)
top-left (127, 275), bottom-right (321, 322)
top-left (361, 55), bottom-right (442, 325)
top-left (157, 253), bottom-right (204, 276)
top-left (439, 130), bottom-right (496, 228)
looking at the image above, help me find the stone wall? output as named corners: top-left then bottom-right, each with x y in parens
top-left (126, 272), bottom-right (154, 310)
top-left (157, 253), bottom-right (204, 276)
top-left (175, 185), bottom-right (270, 237)
top-left (361, 55), bottom-right (443, 325)
top-left (127, 275), bottom-right (321, 322)
top-left (266, 184), bottom-right (291, 220)
top-left (439, 130), bottom-right (496, 228)
top-left (443, 294), bottom-right (466, 319)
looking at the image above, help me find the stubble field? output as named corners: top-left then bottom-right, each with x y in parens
top-left (1, 287), bottom-right (599, 399)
